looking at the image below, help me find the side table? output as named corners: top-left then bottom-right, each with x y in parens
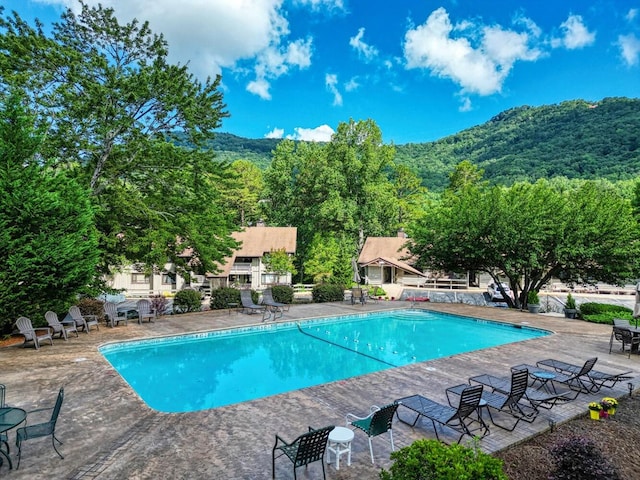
top-left (326, 426), bottom-right (354, 470)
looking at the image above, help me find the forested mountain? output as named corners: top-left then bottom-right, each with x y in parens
top-left (211, 97), bottom-right (640, 191)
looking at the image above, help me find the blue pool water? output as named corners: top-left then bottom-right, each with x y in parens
top-left (99, 309), bottom-right (548, 413)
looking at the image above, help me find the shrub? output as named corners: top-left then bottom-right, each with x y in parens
top-left (209, 288), bottom-right (241, 310)
top-left (579, 302), bottom-right (634, 323)
top-left (368, 286), bottom-right (386, 297)
top-left (77, 297), bottom-right (105, 322)
top-left (150, 295), bottom-right (168, 317)
top-left (549, 436), bottom-right (620, 480)
top-left (565, 293), bottom-right (576, 310)
top-left (312, 284), bottom-right (345, 303)
top-left (527, 290), bottom-right (540, 304)
top-left (379, 439), bottom-right (507, 480)
top-left (271, 285), bottom-right (294, 304)
top-left (173, 289), bottom-right (203, 313)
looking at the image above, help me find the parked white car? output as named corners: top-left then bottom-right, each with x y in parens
top-left (487, 282), bottom-right (513, 301)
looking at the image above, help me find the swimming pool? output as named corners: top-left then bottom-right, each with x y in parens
top-left (99, 309), bottom-right (548, 413)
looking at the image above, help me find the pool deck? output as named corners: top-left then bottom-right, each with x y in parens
top-left (1, 301), bottom-right (638, 479)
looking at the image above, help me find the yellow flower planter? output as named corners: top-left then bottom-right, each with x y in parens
top-left (589, 409), bottom-right (600, 420)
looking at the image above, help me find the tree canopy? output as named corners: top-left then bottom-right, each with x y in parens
top-left (0, 2), bottom-right (237, 277)
top-left (409, 179), bottom-right (640, 308)
top-left (0, 93), bottom-right (99, 334)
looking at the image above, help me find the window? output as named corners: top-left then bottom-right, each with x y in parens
top-left (162, 273), bottom-right (176, 285)
top-left (131, 273), bottom-right (149, 284)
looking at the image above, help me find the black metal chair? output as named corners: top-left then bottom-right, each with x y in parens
top-left (396, 385), bottom-right (483, 444)
top-left (609, 326), bottom-right (640, 358)
top-left (272, 425), bottom-right (333, 480)
top-left (512, 357), bottom-right (598, 396)
top-left (346, 402), bottom-right (399, 463)
top-left (16, 387), bottom-right (65, 469)
top-left (474, 369), bottom-right (532, 431)
top-left (240, 290), bottom-right (270, 321)
top-left (0, 384), bottom-right (7, 454)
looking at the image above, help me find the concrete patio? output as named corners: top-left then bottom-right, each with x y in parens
top-left (1, 301), bottom-right (638, 479)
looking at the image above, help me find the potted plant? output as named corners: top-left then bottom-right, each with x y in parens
top-left (563, 293), bottom-right (577, 319)
top-left (527, 290), bottom-right (540, 314)
top-left (588, 401), bottom-right (602, 420)
top-left (602, 397), bottom-right (618, 415)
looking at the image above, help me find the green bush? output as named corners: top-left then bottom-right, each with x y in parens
top-left (565, 293), bottom-right (576, 310)
top-left (578, 302), bottom-right (633, 323)
top-left (209, 288), bottom-right (241, 310)
top-left (271, 285), bottom-right (294, 304)
top-left (173, 289), bottom-right (203, 313)
top-left (527, 290), bottom-right (540, 304)
top-left (368, 286), bottom-right (387, 297)
top-left (312, 284), bottom-right (345, 303)
top-left (379, 439), bottom-right (507, 480)
top-left (549, 436), bottom-right (620, 480)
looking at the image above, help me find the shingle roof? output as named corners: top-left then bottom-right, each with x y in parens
top-left (358, 236), bottom-right (425, 276)
top-left (210, 226), bottom-right (297, 277)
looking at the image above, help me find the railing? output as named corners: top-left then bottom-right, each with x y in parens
top-left (229, 263), bottom-right (252, 274)
top-left (399, 278), bottom-right (468, 289)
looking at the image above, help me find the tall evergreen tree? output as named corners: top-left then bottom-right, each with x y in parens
top-left (0, 93), bottom-right (99, 334)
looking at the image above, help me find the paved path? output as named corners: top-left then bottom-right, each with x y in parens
top-left (0, 301), bottom-right (638, 479)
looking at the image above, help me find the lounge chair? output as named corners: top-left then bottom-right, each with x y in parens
top-left (68, 306), bottom-right (99, 333)
top-left (103, 302), bottom-right (128, 328)
top-left (240, 290), bottom-right (270, 321)
top-left (537, 357), bottom-right (632, 391)
top-left (345, 402), bottom-right (399, 463)
top-left (272, 425), bottom-right (334, 480)
top-left (262, 289), bottom-right (289, 319)
top-left (395, 385), bottom-right (483, 444)
top-left (511, 357), bottom-right (599, 397)
top-left (45, 311), bottom-right (78, 340)
top-left (135, 299), bottom-right (156, 324)
top-left (468, 370), bottom-right (570, 412)
top-left (466, 369), bottom-right (535, 431)
top-left (609, 326), bottom-right (640, 358)
top-left (15, 317), bottom-right (53, 350)
top-left (15, 387), bottom-right (64, 469)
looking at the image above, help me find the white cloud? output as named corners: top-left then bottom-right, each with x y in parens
top-left (265, 128), bottom-right (284, 139)
top-left (458, 96), bottom-right (472, 112)
top-left (325, 73), bottom-right (343, 106)
top-left (43, 0), bottom-right (313, 99)
top-left (293, 0), bottom-right (344, 12)
top-left (349, 27), bottom-right (379, 61)
top-left (556, 14), bottom-right (596, 49)
top-left (403, 7), bottom-right (542, 96)
top-left (618, 34), bottom-right (640, 66)
top-left (626, 8), bottom-right (638, 22)
top-left (344, 77), bottom-right (360, 92)
top-left (287, 125), bottom-right (334, 142)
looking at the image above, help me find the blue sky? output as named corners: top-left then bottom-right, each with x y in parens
top-left (4, 1), bottom-right (640, 144)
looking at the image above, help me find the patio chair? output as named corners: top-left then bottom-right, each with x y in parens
top-left (346, 402), bottom-right (399, 463)
top-left (68, 306), bottom-right (99, 333)
top-left (471, 369), bottom-right (533, 431)
top-left (272, 425), bottom-right (334, 480)
top-left (45, 311), bottom-right (78, 340)
top-left (15, 387), bottom-right (64, 469)
top-left (511, 357), bottom-right (599, 396)
top-left (104, 302), bottom-right (128, 328)
top-left (609, 326), bottom-right (640, 358)
top-left (537, 357), bottom-right (632, 391)
top-left (262, 289), bottom-right (289, 319)
top-left (351, 287), bottom-right (365, 305)
top-left (135, 299), bottom-right (156, 324)
top-left (395, 385), bottom-right (483, 444)
top-left (15, 317), bottom-right (53, 350)
top-left (240, 290), bottom-right (270, 321)
top-left (0, 384), bottom-right (6, 453)
top-left (469, 371), bottom-right (570, 413)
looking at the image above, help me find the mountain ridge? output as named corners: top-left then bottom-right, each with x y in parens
top-left (210, 97), bottom-right (640, 191)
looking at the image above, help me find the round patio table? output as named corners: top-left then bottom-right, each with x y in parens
top-left (0, 407), bottom-right (27, 470)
